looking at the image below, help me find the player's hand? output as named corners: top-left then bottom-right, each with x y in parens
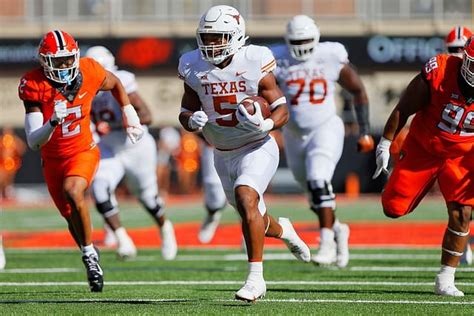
top-left (357, 134), bottom-right (375, 153)
top-left (51, 100), bottom-right (68, 125)
top-left (96, 121), bottom-right (111, 136)
top-left (188, 111), bottom-right (208, 130)
top-left (372, 137), bottom-right (391, 179)
top-left (122, 104), bottom-right (144, 144)
top-left (236, 103), bottom-right (274, 133)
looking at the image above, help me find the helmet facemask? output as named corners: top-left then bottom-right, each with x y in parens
top-left (197, 31), bottom-right (235, 65)
top-left (285, 15), bottom-right (320, 62)
top-left (39, 51), bottom-right (80, 84)
top-left (461, 49), bottom-right (474, 87)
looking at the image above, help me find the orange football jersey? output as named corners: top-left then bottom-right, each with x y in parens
top-left (409, 54), bottom-right (474, 157)
top-left (18, 57), bottom-right (107, 159)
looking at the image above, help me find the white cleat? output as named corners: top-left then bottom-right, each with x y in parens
top-left (435, 274), bottom-right (464, 297)
top-left (460, 244), bottom-right (472, 265)
top-left (160, 220), bottom-right (177, 260)
top-left (334, 223), bottom-right (350, 268)
top-left (198, 211), bottom-right (222, 244)
top-left (278, 217), bottom-right (311, 263)
top-left (116, 231), bottom-right (137, 260)
top-left (103, 224), bottom-right (118, 247)
top-left (312, 232), bottom-right (337, 266)
top-left (235, 279), bottom-right (266, 302)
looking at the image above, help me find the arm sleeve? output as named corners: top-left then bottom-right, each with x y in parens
top-left (24, 112), bottom-right (56, 150)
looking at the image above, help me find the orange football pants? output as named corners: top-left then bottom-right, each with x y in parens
top-left (42, 147), bottom-right (100, 218)
top-left (382, 135), bottom-right (474, 218)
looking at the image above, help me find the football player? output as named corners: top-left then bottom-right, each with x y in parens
top-left (373, 36), bottom-right (474, 297)
top-left (18, 30), bottom-right (143, 292)
top-left (272, 15), bottom-right (374, 268)
top-left (178, 5), bottom-right (311, 302)
top-left (86, 46), bottom-right (177, 261)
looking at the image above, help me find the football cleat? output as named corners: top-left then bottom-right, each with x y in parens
top-left (235, 279), bottom-right (266, 303)
top-left (198, 211), bottom-right (222, 244)
top-left (278, 217), bottom-right (311, 262)
top-left (334, 223), bottom-right (350, 268)
top-left (435, 274), bottom-right (464, 297)
top-left (116, 231), bottom-right (137, 260)
top-left (312, 230), bottom-right (337, 266)
top-left (160, 220), bottom-right (177, 260)
top-left (460, 244), bottom-right (472, 265)
top-left (82, 252), bottom-right (104, 293)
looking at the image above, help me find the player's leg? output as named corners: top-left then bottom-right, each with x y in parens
top-left (124, 133), bottom-right (177, 260)
top-left (91, 155), bottom-right (136, 259)
top-left (434, 157), bottom-right (474, 296)
top-left (63, 148), bottom-right (103, 292)
top-left (199, 142), bottom-right (227, 243)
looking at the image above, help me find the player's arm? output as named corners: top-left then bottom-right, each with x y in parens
top-left (258, 72), bottom-right (289, 130)
top-left (372, 72), bottom-right (429, 178)
top-left (338, 63), bottom-right (374, 152)
top-left (128, 92), bottom-right (152, 125)
top-left (100, 70), bottom-right (143, 143)
top-left (179, 83), bottom-right (206, 132)
top-left (382, 72), bottom-right (429, 141)
top-left (23, 101), bottom-right (66, 150)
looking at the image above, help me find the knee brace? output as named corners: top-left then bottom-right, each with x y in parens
top-left (95, 200), bottom-right (118, 218)
top-left (307, 180), bottom-right (336, 211)
top-left (142, 195), bottom-right (165, 219)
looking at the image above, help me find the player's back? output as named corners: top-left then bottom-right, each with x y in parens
top-left (178, 45), bottom-right (276, 150)
top-left (272, 42), bottom-right (348, 134)
top-left (19, 57), bottom-right (106, 159)
top-left (410, 54), bottom-right (474, 157)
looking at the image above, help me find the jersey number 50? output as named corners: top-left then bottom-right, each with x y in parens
top-left (437, 103), bottom-right (474, 136)
top-left (286, 78), bottom-right (327, 106)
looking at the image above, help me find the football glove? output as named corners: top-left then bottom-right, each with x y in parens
top-left (122, 104), bottom-right (144, 144)
top-left (372, 137), bottom-right (391, 179)
top-left (50, 100), bottom-right (68, 125)
top-left (357, 134), bottom-right (375, 153)
top-left (236, 103), bottom-right (274, 133)
top-left (188, 111), bottom-right (208, 130)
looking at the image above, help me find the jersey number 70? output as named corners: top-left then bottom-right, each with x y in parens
top-left (285, 78), bottom-right (327, 106)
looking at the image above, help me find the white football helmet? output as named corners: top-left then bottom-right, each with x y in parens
top-left (285, 15), bottom-right (320, 61)
top-left (85, 45), bottom-right (116, 71)
top-left (461, 36), bottom-right (474, 87)
top-left (196, 5), bottom-right (248, 65)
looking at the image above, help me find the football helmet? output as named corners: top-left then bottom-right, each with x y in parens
top-left (85, 46), bottom-right (116, 71)
top-left (461, 36), bottom-right (474, 87)
top-left (196, 5), bottom-right (247, 65)
top-left (446, 26), bottom-right (472, 58)
top-left (38, 30), bottom-right (80, 84)
top-left (285, 15), bottom-right (320, 61)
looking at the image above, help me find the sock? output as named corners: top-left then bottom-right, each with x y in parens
top-left (81, 244), bottom-right (96, 257)
top-left (320, 227), bottom-right (335, 242)
top-left (247, 261), bottom-right (263, 283)
top-left (115, 227), bottom-right (129, 242)
top-left (438, 265), bottom-right (456, 276)
top-left (333, 219), bottom-right (341, 232)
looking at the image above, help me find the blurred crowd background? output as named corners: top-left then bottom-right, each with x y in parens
top-left (0, 0), bottom-right (471, 200)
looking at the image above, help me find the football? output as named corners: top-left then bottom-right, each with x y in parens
top-left (238, 96), bottom-right (271, 119)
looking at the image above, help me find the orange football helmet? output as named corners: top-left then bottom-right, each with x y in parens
top-left (38, 30), bottom-right (80, 84)
top-left (445, 26), bottom-right (472, 58)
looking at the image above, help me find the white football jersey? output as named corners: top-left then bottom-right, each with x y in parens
top-left (272, 42), bottom-right (349, 134)
top-left (178, 45), bottom-right (276, 150)
top-left (91, 69), bottom-right (148, 150)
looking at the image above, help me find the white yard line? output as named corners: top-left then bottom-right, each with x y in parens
top-left (0, 297), bottom-right (472, 305)
top-left (1, 280), bottom-right (474, 286)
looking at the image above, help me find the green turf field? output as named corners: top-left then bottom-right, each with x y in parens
top-left (1, 195), bottom-right (473, 314)
top-left (1, 248), bottom-right (473, 314)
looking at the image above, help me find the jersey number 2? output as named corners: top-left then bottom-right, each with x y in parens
top-left (62, 106), bottom-right (82, 137)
